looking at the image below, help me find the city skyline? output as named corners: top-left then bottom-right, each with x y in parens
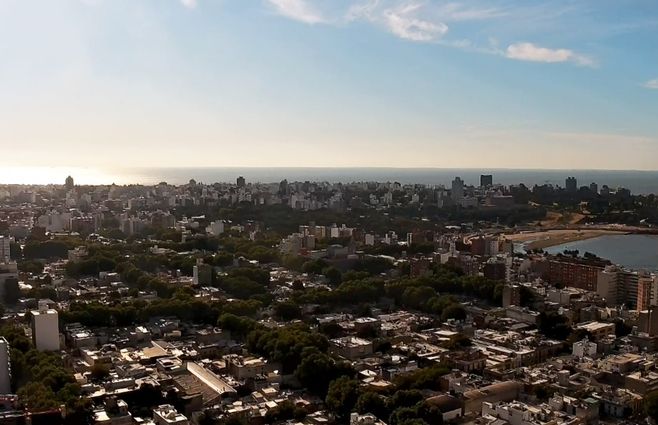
top-left (1, 0), bottom-right (657, 170)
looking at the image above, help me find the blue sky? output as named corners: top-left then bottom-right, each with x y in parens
top-left (1, 0), bottom-right (657, 170)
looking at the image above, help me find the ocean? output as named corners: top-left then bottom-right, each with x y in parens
top-left (544, 234), bottom-right (658, 272)
top-left (4, 167), bottom-right (658, 194)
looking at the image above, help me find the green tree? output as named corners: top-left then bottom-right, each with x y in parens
top-left (3, 278), bottom-right (21, 305)
top-left (389, 407), bottom-right (425, 425)
top-left (217, 314), bottom-right (258, 340)
top-left (645, 389), bottom-right (658, 421)
top-left (356, 392), bottom-right (389, 419)
top-left (302, 259), bottom-right (328, 275)
top-left (295, 350), bottom-right (339, 396)
top-left (273, 301), bottom-right (302, 321)
top-left (247, 326), bottom-right (329, 374)
top-left (323, 267), bottom-right (342, 285)
top-left (394, 366), bottom-right (450, 391)
top-left (222, 299), bottom-right (262, 317)
top-left (18, 260), bottom-right (44, 275)
top-left (17, 382), bottom-right (58, 410)
top-left (325, 377), bottom-right (360, 419)
top-left (221, 276), bottom-right (267, 299)
top-left (401, 286), bottom-right (435, 310)
top-left (440, 304), bottom-right (467, 321)
top-left (90, 363), bottom-right (111, 381)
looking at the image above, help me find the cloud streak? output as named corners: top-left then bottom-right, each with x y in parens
top-left (266, 0), bottom-right (326, 24)
top-left (265, 1), bottom-right (596, 68)
top-left (645, 79), bottom-right (658, 89)
top-left (505, 42), bottom-right (595, 67)
top-left (180, 0), bottom-right (197, 9)
top-left (348, 1), bottom-right (450, 42)
top-left (381, 3), bottom-right (448, 42)
top-left (433, 2), bottom-right (507, 21)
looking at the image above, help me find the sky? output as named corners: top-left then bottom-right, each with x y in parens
top-left (1, 0), bottom-right (657, 171)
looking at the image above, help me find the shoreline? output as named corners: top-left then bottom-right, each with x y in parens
top-left (505, 229), bottom-right (629, 250)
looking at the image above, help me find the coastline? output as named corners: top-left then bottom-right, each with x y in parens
top-left (505, 229), bottom-right (629, 250)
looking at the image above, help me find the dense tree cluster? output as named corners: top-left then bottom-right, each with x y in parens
top-left (23, 239), bottom-right (77, 260)
top-left (324, 365), bottom-right (451, 424)
top-left (1, 325), bottom-right (89, 417)
top-left (247, 325), bottom-right (329, 374)
top-left (65, 255), bottom-right (116, 277)
top-left (293, 265), bottom-right (501, 314)
top-left (62, 297), bottom-right (221, 327)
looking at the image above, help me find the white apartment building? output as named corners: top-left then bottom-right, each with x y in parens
top-left (31, 306), bottom-right (60, 351)
top-left (206, 220), bottom-right (226, 236)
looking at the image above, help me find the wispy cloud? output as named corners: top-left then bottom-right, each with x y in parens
top-left (180, 0), bottom-right (198, 9)
top-left (434, 2), bottom-right (507, 21)
top-left (348, 1), bottom-right (450, 42)
top-left (505, 42), bottom-right (595, 67)
top-left (266, 1), bottom-right (596, 67)
top-left (381, 3), bottom-right (448, 42)
top-left (644, 79), bottom-right (658, 89)
top-left (266, 0), bottom-right (326, 24)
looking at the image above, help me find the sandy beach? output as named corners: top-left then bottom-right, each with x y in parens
top-left (505, 229), bottom-right (628, 250)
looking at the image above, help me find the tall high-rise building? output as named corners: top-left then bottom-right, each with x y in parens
top-left (236, 176), bottom-right (246, 188)
top-left (451, 177), bottom-right (464, 201)
top-left (31, 305), bottom-right (60, 351)
top-left (639, 306), bottom-right (658, 337)
top-left (502, 284), bottom-right (521, 307)
top-left (0, 337), bottom-right (10, 394)
top-left (480, 174), bottom-right (493, 188)
top-left (279, 179), bottom-right (289, 195)
top-left (637, 272), bottom-right (658, 311)
top-left (589, 182), bottom-right (598, 194)
top-left (0, 236), bottom-right (10, 264)
top-left (65, 175), bottom-right (74, 190)
top-left (565, 177), bottom-right (578, 192)
top-left (596, 265), bottom-right (644, 309)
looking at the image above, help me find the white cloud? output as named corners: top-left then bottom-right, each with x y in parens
top-left (266, 0), bottom-right (326, 24)
top-left (383, 3), bottom-right (448, 42)
top-left (180, 0), bottom-right (198, 9)
top-left (645, 79), bottom-right (658, 89)
top-left (266, 2), bottom-right (596, 67)
top-left (349, 1), bottom-right (449, 42)
top-left (505, 42), bottom-right (594, 67)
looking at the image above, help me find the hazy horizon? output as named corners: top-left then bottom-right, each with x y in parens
top-left (4, 166), bottom-right (658, 194)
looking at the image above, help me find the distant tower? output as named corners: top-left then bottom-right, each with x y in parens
top-left (451, 177), bottom-right (464, 201)
top-left (502, 284), bottom-right (521, 308)
top-left (65, 175), bottom-right (74, 190)
top-left (236, 176), bottom-right (246, 188)
top-left (279, 179), bottom-right (289, 195)
top-left (0, 337), bottom-right (10, 394)
top-left (0, 236), bottom-right (10, 264)
top-left (637, 272), bottom-right (658, 312)
top-left (480, 174), bottom-right (493, 188)
top-left (31, 303), bottom-right (60, 351)
top-left (589, 182), bottom-right (598, 194)
top-left (565, 177), bottom-right (577, 193)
